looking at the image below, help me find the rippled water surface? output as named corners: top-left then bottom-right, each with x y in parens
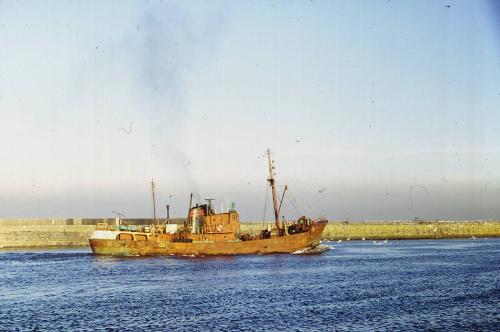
top-left (1, 239), bottom-right (499, 331)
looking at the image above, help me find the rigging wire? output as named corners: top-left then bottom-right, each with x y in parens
top-left (286, 191), bottom-right (304, 217)
top-left (286, 177), bottom-right (325, 217)
top-left (289, 186), bottom-right (324, 218)
top-left (282, 191), bottom-right (294, 216)
top-left (219, 153), bottom-right (266, 205)
top-left (299, 194), bottom-right (319, 217)
top-left (287, 175), bottom-right (325, 213)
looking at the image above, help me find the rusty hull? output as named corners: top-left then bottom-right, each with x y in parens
top-left (89, 220), bottom-right (327, 256)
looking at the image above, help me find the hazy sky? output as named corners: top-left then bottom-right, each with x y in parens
top-left (1, 0), bottom-right (499, 220)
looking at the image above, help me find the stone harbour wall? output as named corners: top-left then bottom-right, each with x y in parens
top-left (1, 218), bottom-right (499, 248)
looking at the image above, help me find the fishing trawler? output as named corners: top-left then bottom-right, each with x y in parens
top-left (89, 150), bottom-right (328, 256)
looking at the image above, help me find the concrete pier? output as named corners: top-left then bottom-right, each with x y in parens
top-left (1, 218), bottom-right (499, 248)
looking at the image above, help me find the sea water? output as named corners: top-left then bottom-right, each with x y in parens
top-left (0, 239), bottom-right (499, 331)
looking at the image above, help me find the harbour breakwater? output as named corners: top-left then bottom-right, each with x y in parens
top-left (0, 218), bottom-right (499, 248)
top-left (244, 221), bottom-right (500, 241)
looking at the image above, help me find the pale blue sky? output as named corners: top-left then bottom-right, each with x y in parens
top-left (0, 0), bottom-right (499, 220)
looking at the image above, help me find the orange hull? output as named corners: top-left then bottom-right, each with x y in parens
top-left (89, 220), bottom-right (327, 256)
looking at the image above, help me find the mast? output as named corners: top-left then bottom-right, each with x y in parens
top-left (266, 149), bottom-right (280, 231)
top-left (188, 193), bottom-right (193, 216)
top-left (185, 193), bottom-right (193, 235)
top-left (151, 178), bottom-right (157, 226)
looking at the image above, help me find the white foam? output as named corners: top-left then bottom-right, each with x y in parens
top-left (291, 244), bottom-right (332, 255)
